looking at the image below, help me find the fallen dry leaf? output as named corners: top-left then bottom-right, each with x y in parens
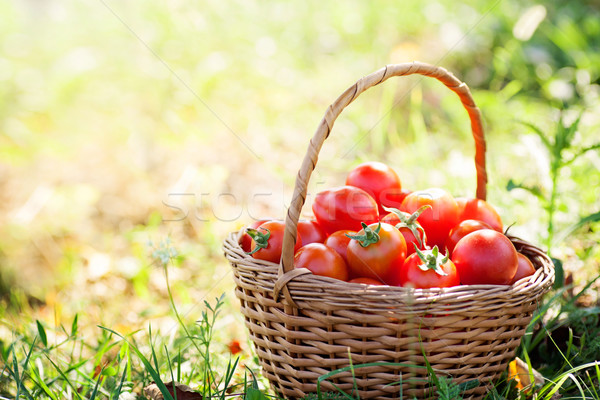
top-left (143, 381), bottom-right (203, 400)
top-left (508, 357), bottom-right (545, 390)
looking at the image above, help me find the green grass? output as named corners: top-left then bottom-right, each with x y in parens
top-left (1, 0), bottom-right (600, 399)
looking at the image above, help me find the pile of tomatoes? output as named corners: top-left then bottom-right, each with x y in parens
top-left (242, 162), bottom-right (536, 289)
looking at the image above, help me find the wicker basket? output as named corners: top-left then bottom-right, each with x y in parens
top-left (223, 62), bottom-right (554, 399)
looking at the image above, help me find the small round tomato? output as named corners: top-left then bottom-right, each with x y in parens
top-left (248, 220), bottom-right (302, 263)
top-left (297, 220), bottom-right (327, 245)
top-left (445, 219), bottom-right (492, 255)
top-left (510, 253), bottom-right (536, 284)
top-left (346, 222), bottom-right (407, 284)
top-left (312, 186), bottom-right (379, 235)
top-left (240, 219), bottom-right (268, 252)
top-left (400, 188), bottom-right (459, 249)
top-left (456, 197), bottom-right (503, 232)
top-left (294, 243), bottom-right (349, 281)
top-left (451, 229), bottom-right (518, 285)
top-left (323, 229), bottom-right (355, 264)
top-left (348, 277), bottom-right (384, 285)
top-left (381, 206), bottom-right (428, 256)
top-left (345, 161), bottom-right (402, 214)
top-left (395, 247), bottom-right (460, 289)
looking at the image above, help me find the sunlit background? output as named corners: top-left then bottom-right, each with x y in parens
top-left (1, 0), bottom-right (599, 367)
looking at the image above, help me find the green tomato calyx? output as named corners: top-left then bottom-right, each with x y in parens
top-left (245, 227), bottom-right (270, 255)
top-left (346, 222), bottom-right (381, 248)
top-left (414, 245), bottom-right (449, 276)
top-left (383, 205), bottom-right (430, 248)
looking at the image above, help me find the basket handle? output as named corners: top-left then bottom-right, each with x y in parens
top-left (280, 62), bottom-right (487, 276)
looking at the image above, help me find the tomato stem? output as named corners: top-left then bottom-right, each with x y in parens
top-left (346, 222), bottom-right (381, 248)
top-left (414, 245), bottom-right (449, 276)
top-left (245, 227), bottom-right (270, 255)
top-left (382, 205), bottom-right (430, 248)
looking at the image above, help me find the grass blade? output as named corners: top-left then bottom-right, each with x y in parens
top-left (36, 321), bottom-right (48, 348)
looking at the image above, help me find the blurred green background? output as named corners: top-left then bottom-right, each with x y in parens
top-left (1, 0), bottom-right (599, 346)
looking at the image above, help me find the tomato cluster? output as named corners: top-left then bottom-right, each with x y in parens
top-left (242, 161), bottom-right (536, 288)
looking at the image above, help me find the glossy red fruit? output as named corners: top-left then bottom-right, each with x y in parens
top-left (345, 161), bottom-right (402, 214)
top-left (456, 197), bottom-right (503, 232)
top-left (323, 229), bottom-right (355, 264)
top-left (346, 222), bottom-right (407, 284)
top-left (312, 186), bottom-right (379, 235)
top-left (451, 229), bottom-right (518, 285)
top-left (380, 206), bottom-right (428, 256)
top-left (294, 243), bottom-right (349, 281)
top-left (248, 220), bottom-right (302, 263)
top-left (395, 247), bottom-right (460, 289)
top-left (445, 219), bottom-right (493, 255)
top-left (240, 220), bottom-right (268, 252)
top-left (297, 220), bottom-right (327, 245)
top-left (510, 253), bottom-right (536, 284)
top-left (400, 188), bottom-right (459, 249)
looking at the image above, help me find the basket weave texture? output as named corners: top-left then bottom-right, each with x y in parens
top-left (223, 62), bottom-right (554, 399)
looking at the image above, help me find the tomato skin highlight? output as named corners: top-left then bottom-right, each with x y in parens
top-left (396, 251), bottom-right (460, 289)
top-left (451, 229), bottom-right (518, 285)
top-left (323, 229), bottom-right (355, 264)
top-left (400, 188), bottom-right (459, 249)
top-left (294, 243), bottom-right (349, 281)
top-left (297, 220), bottom-right (327, 245)
top-left (445, 219), bottom-right (492, 255)
top-left (312, 186), bottom-right (379, 235)
top-left (346, 222), bottom-right (407, 284)
top-left (456, 197), bottom-right (503, 232)
top-left (250, 221), bottom-right (302, 263)
top-left (510, 253), bottom-right (536, 284)
top-left (345, 161), bottom-right (402, 214)
top-left (241, 219), bottom-right (268, 252)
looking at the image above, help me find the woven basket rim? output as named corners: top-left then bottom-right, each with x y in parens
top-left (224, 228), bottom-right (555, 307)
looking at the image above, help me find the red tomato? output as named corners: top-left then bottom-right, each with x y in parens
top-left (297, 220), bottom-right (327, 245)
top-left (381, 208), bottom-right (428, 256)
top-left (323, 229), bottom-right (355, 264)
top-left (381, 188), bottom-right (413, 210)
top-left (294, 243), bottom-right (349, 281)
top-left (451, 230), bottom-right (518, 285)
top-left (312, 186), bottom-right (379, 235)
top-left (240, 219), bottom-right (268, 252)
top-left (346, 222), bottom-right (407, 284)
top-left (348, 277), bottom-right (384, 285)
top-left (445, 219), bottom-right (492, 255)
top-left (456, 197), bottom-right (503, 232)
top-left (345, 161), bottom-right (402, 214)
top-left (400, 188), bottom-right (459, 249)
top-left (510, 253), bottom-right (536, 284)
top-left (395, 247), bottom-right (460, 289)
top-left (248, 220), bottom-right (302, 263)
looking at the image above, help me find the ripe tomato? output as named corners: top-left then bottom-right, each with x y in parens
top-left (400, 188), bottom-right (459, 249)
top-left (395, 247), bottom-right (460, 289)
top-left (380, 188), bottom-right (412, 210)
top-left (510, 253), bottom-right (536, 284)
top-left (248, 220), bottom-right (302, 263)
top-left (240, 219), bottom-right (268, 252)
top-left (348, 277), bottom-right (384, 285)
top-left (451, 229), bottom-right (518, 285)
top-left (456, 197), bottom-right (503, 232)
top-left (346, 222), bottom-right (407, 284)
top-left (323, 229), bottom-right (355, 264)
top-left (297, 220), bottom-right (327, 245)
top-left (380, 206), bottom-right (428, 256)
top-left (294, 243), bottom-right (349, 281)
top-left (312, 186), bottom-right (379, 235)
top-left (445, 219), bottom-right (492, 255)
top-left (345, 161), bottom-right (402, 214)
